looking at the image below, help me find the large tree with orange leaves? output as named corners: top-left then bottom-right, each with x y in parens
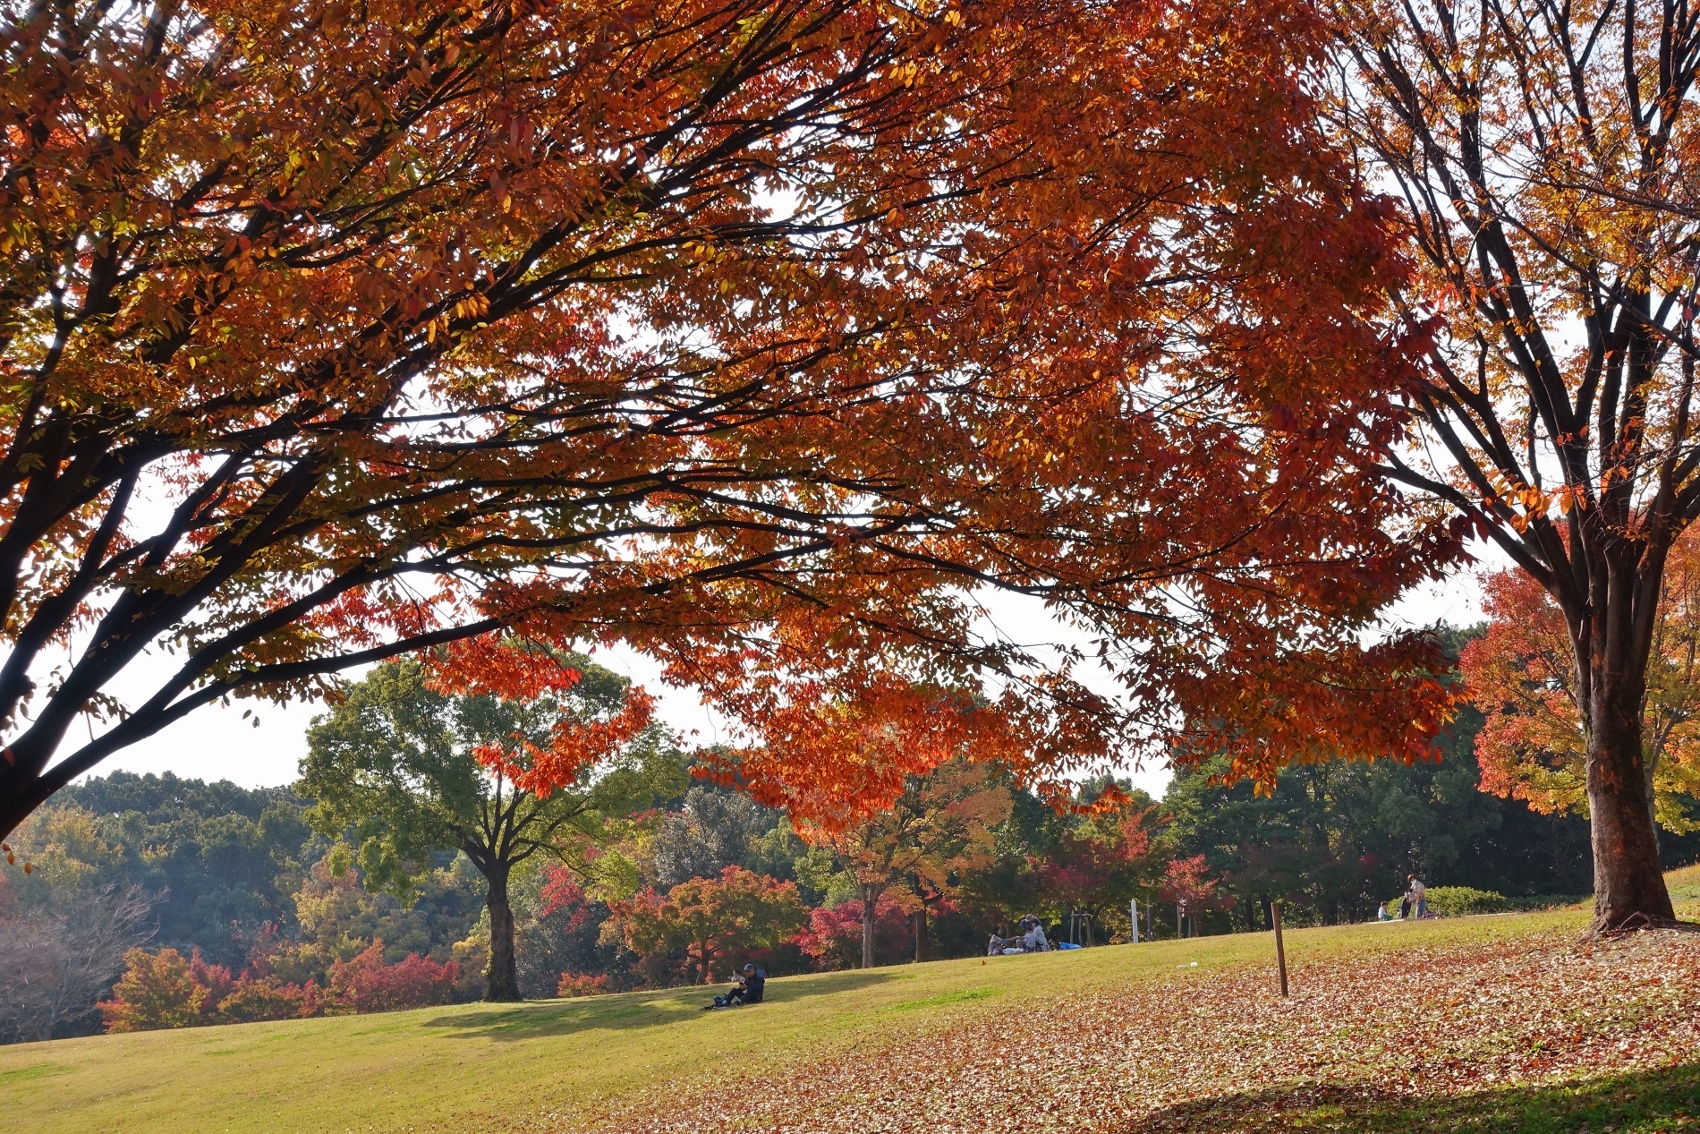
top-left (0, 0), bottom-right (1452, 842)
top-left (1333, 0), bottom-right (1700, 929)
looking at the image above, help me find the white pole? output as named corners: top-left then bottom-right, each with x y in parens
top-left (1131, 898), bottom-right (1140, 942)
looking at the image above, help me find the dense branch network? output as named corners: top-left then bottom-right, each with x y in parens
top-left (0, 0), bottom-right (1452, 836)
top-left (1333, 0), bottom-right (1700, 926)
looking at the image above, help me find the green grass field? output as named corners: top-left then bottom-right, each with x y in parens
top-left (4, 886), bottom-right (1696, 1134)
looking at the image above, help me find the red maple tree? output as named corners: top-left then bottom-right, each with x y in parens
top-left (613, 865), bottom-right (807, 985)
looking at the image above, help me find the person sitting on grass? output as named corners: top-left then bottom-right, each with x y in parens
top-left (704, 963), bottom-right (767, 1010)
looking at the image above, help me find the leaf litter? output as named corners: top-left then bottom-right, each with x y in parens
top-left (552, 928), bottom-right (1700, 1133)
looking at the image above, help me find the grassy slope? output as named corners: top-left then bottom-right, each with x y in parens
top-left (0, 900), bottom-right (1636, 1134)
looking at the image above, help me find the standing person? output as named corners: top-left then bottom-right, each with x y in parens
top-left (1399, 878), bottom-right (1414, 920)
top-left (1410, 876), bottom-right (1427, 919)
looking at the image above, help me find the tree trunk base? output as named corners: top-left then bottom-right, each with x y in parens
top-left (1586, 912), bottom-right (1699, 939)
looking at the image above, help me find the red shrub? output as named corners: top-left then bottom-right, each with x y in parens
top-left (187, 950), bottom-right (237, 1008)
top-left (556, 971), bottom-right (612, 998)
top-left (216, 974), bottom-right (325, 1023)
top-left (103, 939), bottom-right (453, 1030)
top-left (326, 942), bottom-right (458, 1013)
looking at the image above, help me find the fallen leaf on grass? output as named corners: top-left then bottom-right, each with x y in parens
top-left (551, 929), bottom-right (1700, 1134)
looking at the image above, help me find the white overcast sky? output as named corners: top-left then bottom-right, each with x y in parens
top-left (74, 559), bottom-right (1494, 798)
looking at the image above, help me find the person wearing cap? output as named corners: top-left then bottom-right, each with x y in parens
top-left (704, 963), bottom-right (767, 1009)
top-left (730, 962), bottom-right (766, 1004)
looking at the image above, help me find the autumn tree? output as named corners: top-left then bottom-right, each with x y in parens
top-left (613, 865), bottom-right (807, 986)
top-left (793, 896), bottom-right (914, 970)
top-left (1463, 542), bottom-right (1700, 834)
top-left (800, 759), bottom-right (1010, 969)
top-left (1158, 855), bottom-right (1221, 940)
top-left (0, 882), bottom-right (152, 1041)
top-left (1333, 0), bottom-right (1700, 928)
top-left (99, 948), bottom-right (210, 1034)
top-left (298, 642), bottom-right (669, 1000)
top-left (0, 0), bottom-right (1457, 845)
top-left (1033, 803), bottom-right (1164, 944)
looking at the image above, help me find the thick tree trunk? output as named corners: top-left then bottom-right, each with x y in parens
top-left (483, 863), bottom-right (521, 1001)
top-left (1587, 680), bottom-right (1676, 931)
top-left (861, 882), bottom-right (878, 969)
top-left (913, 905), bottom-right (929, 963)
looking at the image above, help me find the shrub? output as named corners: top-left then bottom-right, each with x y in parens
top-left (1425, 887), bottom-right (1508, 917)
top-left (101, 948), bottom-right (210, 1032)
top-left (556, 971), bottom-right (612, 998)
top-left (326, 942), bottom-right (458, 1013)
top-left (101, 939), bottom-right (453, 1030)
top-left (187, 951), bottom-right (236, 1008)
top-left (216, 974), bottom-right (324, 1023)
top-left (102, 946), bottom-right (333, 1031)
top-left (1503, 894), bottom-right (1589, 911)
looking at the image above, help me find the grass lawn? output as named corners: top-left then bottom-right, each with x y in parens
top-left (3, 887), bottom-right (1697, 1133)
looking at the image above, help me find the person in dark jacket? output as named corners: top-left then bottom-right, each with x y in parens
top-left (704, 963), bottom-right (766, 1009)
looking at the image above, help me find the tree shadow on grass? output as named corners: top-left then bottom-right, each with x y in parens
top-left (419, 970), bottom-right (898, 1041)
top-left (1139, 1064), bottom-right (1700, 1134)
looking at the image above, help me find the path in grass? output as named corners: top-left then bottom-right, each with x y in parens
top-left (3, 900), bottom-right (1697, 1133)
top-left (584, 922), bottom-right (1700, 1134)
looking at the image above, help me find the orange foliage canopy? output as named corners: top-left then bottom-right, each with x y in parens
top-left (425, 638), bottom-right (653, 799)
top-left (0, 0), bottom-right (1455, 837)
top-left (692, 673), bottom-right (1038, 826)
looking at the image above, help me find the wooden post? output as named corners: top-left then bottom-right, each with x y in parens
top-left (1272, 900), bottom-right (1289, 997)
top-left (1131, 898), bottom-right (1139, 943)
